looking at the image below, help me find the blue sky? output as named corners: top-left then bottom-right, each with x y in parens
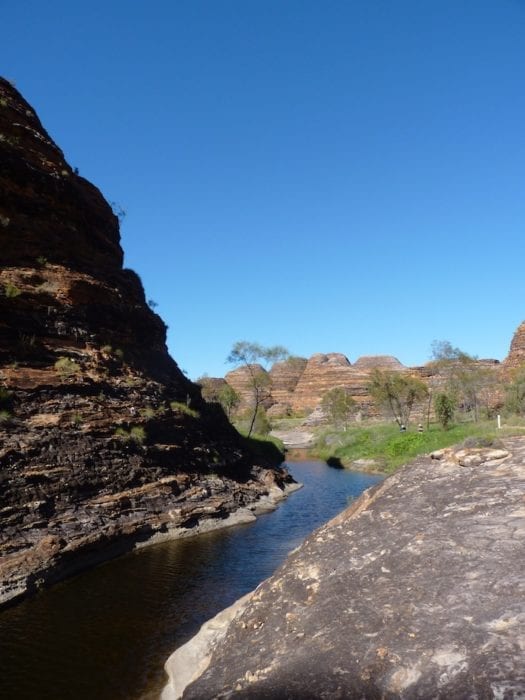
top-left (4, 1), bottom-right (525, 378)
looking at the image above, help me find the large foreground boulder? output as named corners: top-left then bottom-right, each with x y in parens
top-left (164, 437), bottom-right (525, 699)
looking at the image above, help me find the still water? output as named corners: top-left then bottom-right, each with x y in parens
top-left (0, 461), bottom-right (382, 700)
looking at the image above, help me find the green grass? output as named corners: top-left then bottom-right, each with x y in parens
top-left (239, 431), bottom-right (285, 465)
top-left (170, 401), bottom-right (200, 418)
top-left (54, 357), bottom-right (81, 378)
top-left (312, 419), bottom-right (523, 474)
top-left (113, 425), bottom-right (146, 444)
top-left (269, 416), bottom-right (310, 430)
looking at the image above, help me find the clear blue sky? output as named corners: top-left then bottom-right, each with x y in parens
top-left (4, 1), bottom-right (525, 378)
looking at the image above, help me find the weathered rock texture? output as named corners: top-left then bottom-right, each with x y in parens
top-left (505, 321), bottom-right (525, 370)
top-left (0, 78), bottom-right (291, 607)
top-left (224, 365), bottom-right (271, 412)
top-left (268, 357), bottom-right (308, 414)
top-left (164, 437), bottom-right (525, 699)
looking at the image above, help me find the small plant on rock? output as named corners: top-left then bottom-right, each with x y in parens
top-left (0, 409), bottom-right (12, 423)
top-left (113, 425), bottom-right (146, 444)
top-left (170, 401), bottom-right (199, 418)
top-left (4, 282), bottom-right (21, 298)
top-left (54, 357), bottom-right (81, 378)
top-left (130, 426), bottom-right (146, 443)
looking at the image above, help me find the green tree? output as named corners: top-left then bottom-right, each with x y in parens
top-left (218, 384), bottom-right (240, 419)
top-left (434, 392), bottom-right (456, 429)
top-left (321, 387), bottom-right (356, 429)
top-left (368, 369), bottom-right (428, 428)
top-left (252, 405), bottom-right (271, 436)
top-left (504, 365), bottom-right (525, 416)
top-left (197, 377), bottom-right (240, 419)
top-left (227, 341), bottom-right (288, 437)
top-left (430, 340), bottom-right (496, 421)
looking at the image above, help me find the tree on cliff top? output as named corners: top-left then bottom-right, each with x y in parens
top-left (368, 369), bottom-right (428, 428)
top-left (227, 341), bottom-right (288, 437)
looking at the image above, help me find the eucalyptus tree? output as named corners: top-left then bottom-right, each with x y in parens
top-left (227, 341), bottom-right (288, 437)
top-left (368, 369), bottom-right (428, 428)
top-left (321, 386), bottom-right (356, 429)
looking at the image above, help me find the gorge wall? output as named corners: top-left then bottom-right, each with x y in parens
top-left (0, 78), bottom-right (291, 607)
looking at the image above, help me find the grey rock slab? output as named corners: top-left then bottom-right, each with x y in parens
top-left (170, 437), bottom-right (525, 699)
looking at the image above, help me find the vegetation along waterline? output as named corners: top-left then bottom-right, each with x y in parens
top-left (310, 418), bottom-right (525, 474)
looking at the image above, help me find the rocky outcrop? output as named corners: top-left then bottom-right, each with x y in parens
top-left (163, 437), bottom-right (525, 699)
top-left (0, 78), bottom-right (291, 608)
top-left (224, 365), bottom-right (271, 411)
top-left (216, 349), bottom-right (509, 421)
top-left (289, 353), bottom-right (389, 414)
top-left (353, 355), bottom-right (404, 370)
top-left (268, 357), bottom-right (308, 414)
top-left (504, 321), bottom-right (525, 370)
top-left (218, 354), bottom-right (413, 418)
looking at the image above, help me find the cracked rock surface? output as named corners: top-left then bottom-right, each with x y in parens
top-left (167, 437), bottom-right (525, 699)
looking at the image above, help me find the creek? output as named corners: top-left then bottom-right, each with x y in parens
top-left (0, 461), bottom-right (382, 700)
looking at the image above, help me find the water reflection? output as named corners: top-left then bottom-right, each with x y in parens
top-left (0, 462), bottom-right (382, 699)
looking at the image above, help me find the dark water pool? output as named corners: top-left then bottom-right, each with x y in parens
top-left (0, 462), bottom-right (382, 699)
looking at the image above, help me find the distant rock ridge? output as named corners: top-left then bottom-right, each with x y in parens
top-left (217, 353), bottom-right (409, 416)
top-left (213, 345), bottom-right (511, 419)
top-left (0, 78), bottom-right (292, 608)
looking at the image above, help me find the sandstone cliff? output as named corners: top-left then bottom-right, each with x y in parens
top-left (164, 437), bottom-right (525, 699)
top-left (0, 78), bottom-right (291, 607)
top-left (504, 321), bottom-right (525, 370)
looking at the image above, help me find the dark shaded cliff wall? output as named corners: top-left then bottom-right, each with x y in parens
top-left (0, 78), bottom-right (288, 607)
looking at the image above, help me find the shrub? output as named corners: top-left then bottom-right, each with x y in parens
top-left (434, 393), bottom-right (456, 430)
top-left (4, 282), bottom-right (21, 298)
top-left (113, 425), bottom-right (146, 444)
top-left (129, 426), bottom-right (146, 443)
top-left (54, 357), bottom-right (81, 378)
top-left (114, 427), bottom-right (130, 439)
top-left (0, 409), bottom-right (11, 423)
top-left (71, 413), bottom-right (83, 426)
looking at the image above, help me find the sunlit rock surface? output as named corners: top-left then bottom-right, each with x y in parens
top-left (164, 437), bottom-right (525, 699)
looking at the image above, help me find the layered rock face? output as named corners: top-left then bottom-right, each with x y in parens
top-left (218, 349), bottom-right (505, 422)
top-left (164, 437), bottom-right (525, 699)
top-left (289, 353), bottom-right (404, 413)
top-left (224, 364), bottom-right (271, 411)
top-left (504, 321), bottom-right (525, 370)
top-left (267, 357), bottom-right (308, 415)
top-left (0, 78), bottom-right (290, 607)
